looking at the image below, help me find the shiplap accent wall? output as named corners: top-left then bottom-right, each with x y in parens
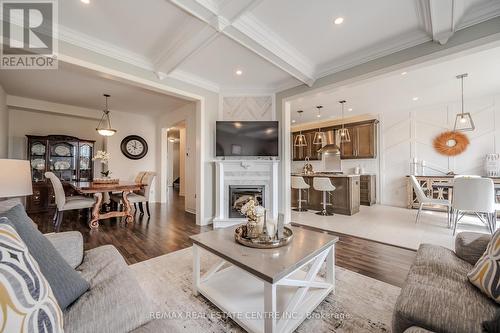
top-left (381, 95), bottom-right (500, 207)
top-left (221, 96), bottom-right (274, 121)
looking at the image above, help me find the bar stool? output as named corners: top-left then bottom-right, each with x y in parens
top-left (291, 176), bottom-right (310, 211)
top-left (313, 177), bottom-right (336, 216)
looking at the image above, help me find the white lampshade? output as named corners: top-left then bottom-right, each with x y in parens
top-left (0, 159), bottom-right (33, 198)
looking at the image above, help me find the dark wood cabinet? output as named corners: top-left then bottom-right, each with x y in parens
top-left (360, 175), bottom-right (376, 206)
top-left (26, 135), bottom-right (95, 213)
top-left (293, 120), bottom-right (378, 161)
top-left (291, 130), bottom-right (322, 161)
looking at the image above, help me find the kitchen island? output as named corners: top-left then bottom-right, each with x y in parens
top-left (292, 173), bottom-right (361, 215)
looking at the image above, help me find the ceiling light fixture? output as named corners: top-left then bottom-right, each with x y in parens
top-left (453, 73), bottom-right (474, 132)
top-left (401, 71), bottom-right (407, 75)
top-left (412, 97), bottom-right (419, 101)
top-left (348, 108), bottom-right (353, 112)
top-left (334, 17), bottom-right (344, 25)
top-left (235, 69), bottom-right (243, 76)
top-left (96, 94), bottom-right (117, 136)
top-left (291, 119), bottom-right (296, 123)
top-left (81, 0), bottom-right (90, 4)
top-left (337, 100), bottom-right (351, 143)
top-left (313, 106), bottom-right (325, 145)
top-left (316, 105), bottom-right (322, 118)
top-left (293, 110), bottom-right (307, 147)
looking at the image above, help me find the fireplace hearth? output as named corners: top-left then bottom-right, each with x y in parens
top-left (229, 185), bottom-right (265, 218)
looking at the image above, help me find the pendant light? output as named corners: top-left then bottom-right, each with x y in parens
top-left (453, 73), bottom-right (475, 132)
top-left (293, 110), bottom-right (307, 147)
top-left (96, 94), bottom-right (117, 137)
top-left (337, 100), bottom-right (351, 143)
top-left (313, 106), bottom-right (325, 145)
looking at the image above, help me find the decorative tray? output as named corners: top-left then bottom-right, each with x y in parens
top-left (94, 178), bottom-right (119, 184)
top-left (234, 225), bottom-right (293, 249)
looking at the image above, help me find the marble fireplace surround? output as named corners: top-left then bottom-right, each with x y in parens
top-left (213, 159), bottom-right (279, 228)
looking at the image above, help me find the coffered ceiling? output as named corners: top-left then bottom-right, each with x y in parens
top-left (8, 0), bottom-right (500, 93)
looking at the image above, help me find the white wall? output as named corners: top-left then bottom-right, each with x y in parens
top-left (8, 108), bottom-right (105, 160)
top-left (0, 85), bottom-right (8, 158)
top-left (381, 94), bottom-right (500, 207)
top-left (157, 103), bottom-right (196, 213)
top-left (106, 112), bottom-right (158, 200)
top-left (6, 97), bottom-right (160, 200)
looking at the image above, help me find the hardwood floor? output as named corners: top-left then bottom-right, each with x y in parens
top-left (29, 189), bottom-right (416, 287)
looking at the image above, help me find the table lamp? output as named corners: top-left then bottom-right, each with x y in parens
top-left (0, 159), bottom-right (33, 198)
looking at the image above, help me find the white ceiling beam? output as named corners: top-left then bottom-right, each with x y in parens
top-left (156, 0), bottom-right (315, 86)
top-left (417, 0), bottom-right (467, 45)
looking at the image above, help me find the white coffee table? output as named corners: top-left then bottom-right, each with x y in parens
top-left (190, 226), bottom-right (338, 333)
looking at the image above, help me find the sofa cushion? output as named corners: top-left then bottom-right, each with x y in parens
top-left (455, 232), bottom-right (491, 266)
top-left (468, 229), bottom-right (500, 304)
top-left (44, 232), bottom-right (84, 269)
top-left (0, 218), bottom-right (64, 332)
top-left (393, 244), bottom-right (498, 333)
top-left (64, 245), bottom-right (153, 333)
top-left (0, 204), bottom-right (89, 310)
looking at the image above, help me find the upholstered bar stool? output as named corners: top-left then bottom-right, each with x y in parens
top-left (313, 177), bottom-right (336, 216)
top-left (291, 176), bottom-right (310, 212)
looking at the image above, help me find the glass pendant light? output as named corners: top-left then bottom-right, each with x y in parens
top-left (293, 110), bottom-right (307, 147)
top-left (337, 100), bottom-right (351, 143)
top-left (313, 106), bottom-right (325, 145)
top-left (453, 73), bottom-right (475, 132)
top-left (96, 94), bottom-right (117, 136)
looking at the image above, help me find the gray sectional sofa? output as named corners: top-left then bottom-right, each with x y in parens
top-left (393, 232), bottom-right (499, 333)
top-left (45, 231), bottom-right (158, 333)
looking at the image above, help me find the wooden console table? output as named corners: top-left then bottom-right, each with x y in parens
top-left (69, 181), bottom-right (143, 229)
top-left (406, 175), bottom-right (500, 211)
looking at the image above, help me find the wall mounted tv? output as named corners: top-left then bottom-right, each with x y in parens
top-left (216, 121), bottom-right (279, 157)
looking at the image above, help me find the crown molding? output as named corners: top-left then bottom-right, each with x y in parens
top-left (168, 70), bottom-right (220, 93)
top-left (316, 29), bottom-right (431, 79)
top-left (58, 25), bottom-right (154, 71)
top-left (457, 0), bottom-right (500, 30)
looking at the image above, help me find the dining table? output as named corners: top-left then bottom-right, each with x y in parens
top-left (69, 181), bottom-right (144, 229)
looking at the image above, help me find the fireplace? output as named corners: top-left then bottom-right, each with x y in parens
top-left (229, 185), bottom-right (265, 218)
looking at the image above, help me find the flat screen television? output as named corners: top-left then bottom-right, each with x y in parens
top-left (216, 121), bottom-right (279, 157)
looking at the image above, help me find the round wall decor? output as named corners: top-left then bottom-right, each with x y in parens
top-left (433, 131), bottom-right (469, 156)
top-left (120, 135), bottom-right (148, 160)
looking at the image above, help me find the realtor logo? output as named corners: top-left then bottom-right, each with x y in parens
top-left (1, 0), bottom-right (58, 69)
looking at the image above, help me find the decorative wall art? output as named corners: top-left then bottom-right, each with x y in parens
top-left (433, 131), bottom-right (469, 156)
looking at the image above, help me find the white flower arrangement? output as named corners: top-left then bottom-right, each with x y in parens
top-left (240, 199), bottom-right (265, 221)
top-left (93, 151), bottom-right (111, 177)
top-left (93, 150), bottom-right (110, 164)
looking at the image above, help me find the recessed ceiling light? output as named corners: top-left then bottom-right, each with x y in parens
top-left (291, 119), bottom-right (296, 123)
top-left (81, 0), bottom-right (90, 4)
top-left (235, 69), bottom-right (243, 76)
top-left (334, 17), bottom-right (344, 25)
top-left (401, 71), bottom-right (407, 75)
top-left (348, 108), bottom-right (353, 112)
top-left (317, 114), bottom-right (321, 118)
top-left (412, 97), bottom-right (419, 101)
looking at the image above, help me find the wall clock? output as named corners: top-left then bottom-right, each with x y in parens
top-left (121, 135), bottom-right (148, 160)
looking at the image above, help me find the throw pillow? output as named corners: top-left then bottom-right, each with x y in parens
top-left (468, 228), bottom-right (500, 303)
top-left (0, 218), bottom-right (63, 332)
top-left (0, 204), bottom-right (89, 310)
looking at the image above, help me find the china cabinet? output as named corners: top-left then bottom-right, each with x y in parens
top-left (26, 135), bottom-right (95, 213)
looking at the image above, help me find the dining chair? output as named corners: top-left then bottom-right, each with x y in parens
top-left (409, 175), bottom-right (450, 225)
top-left (45, 172), bottom-right (95, 232)
top-left (451, 177), bottom-right (496, 235)
top-left (110, 172), bottom-right (156, 216)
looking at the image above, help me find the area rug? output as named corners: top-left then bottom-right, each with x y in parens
top-left (130, 247), bottom-right (401, 332)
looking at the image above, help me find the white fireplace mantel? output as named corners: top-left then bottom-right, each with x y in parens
top-left (213, 159), bottom-right (280, 228)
